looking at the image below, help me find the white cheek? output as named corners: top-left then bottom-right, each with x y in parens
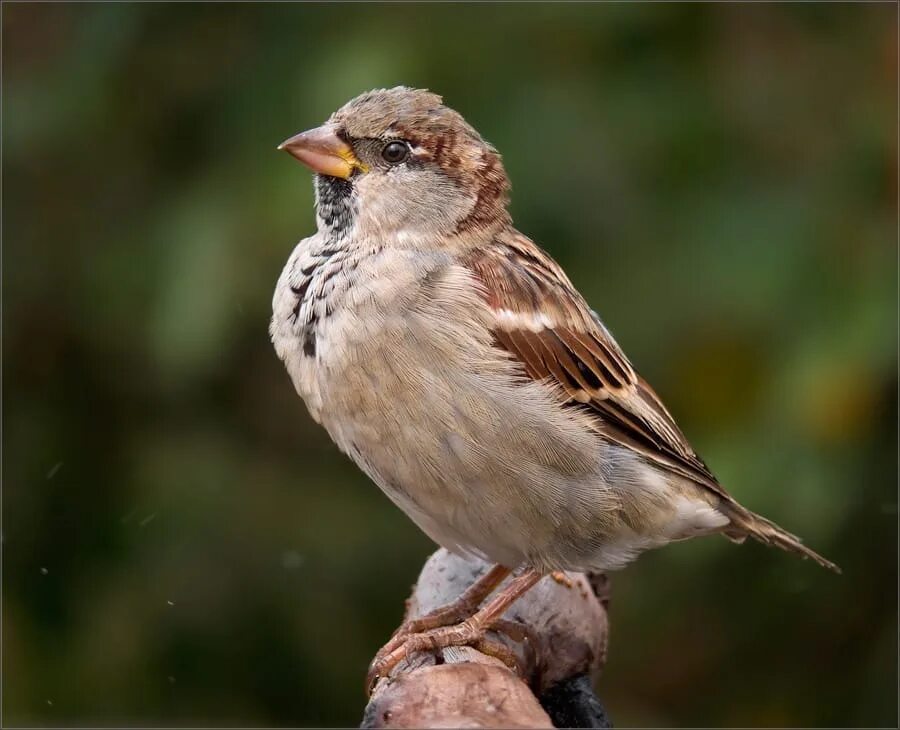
top-left (353, 167), bottom-right (471, 240)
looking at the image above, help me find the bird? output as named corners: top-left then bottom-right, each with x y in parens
top-left (270, 86), bottom-right (839, 690)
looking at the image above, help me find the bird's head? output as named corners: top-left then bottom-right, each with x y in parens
top-left (279, 87), bottom-right (511, 244)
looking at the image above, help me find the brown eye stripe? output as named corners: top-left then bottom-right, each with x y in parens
top-left (389, 126), bottom-right (459, 168)
top-left (431, 135), bottom-right (446, 163)
top-left (456, 151), bottom-right (508, 233)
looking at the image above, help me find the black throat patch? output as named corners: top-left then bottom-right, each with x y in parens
top-left (315, 175), bottom-right (356, 235)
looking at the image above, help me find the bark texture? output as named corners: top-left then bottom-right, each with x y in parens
top-left (362, 550), bottom-right (611, 729)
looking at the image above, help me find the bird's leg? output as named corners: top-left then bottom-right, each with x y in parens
top-left (367, 568), bottom-right (542, 693)
top-left (400, 563), bottom-right (512, 636)
top-left (371, 563), bottom-right (512, 676)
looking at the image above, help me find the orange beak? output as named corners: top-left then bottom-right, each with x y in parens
top-left (277, 125), bottom-right (365, 179)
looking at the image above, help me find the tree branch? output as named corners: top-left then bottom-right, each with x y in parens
top-left (362, 550), bottom-right (612, 729)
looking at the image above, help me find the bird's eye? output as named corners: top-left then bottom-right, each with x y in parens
top-left (381, 141), bottom-right (410, 164)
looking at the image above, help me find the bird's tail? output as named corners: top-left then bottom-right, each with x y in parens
top-left (720, 502), bottom-right (841, 574)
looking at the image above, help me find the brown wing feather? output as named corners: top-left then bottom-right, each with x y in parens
top-left (465, 228), bottom-right (725, 496)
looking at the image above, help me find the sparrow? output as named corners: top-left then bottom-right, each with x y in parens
top-left (270, 87), bottom-right (839, 689)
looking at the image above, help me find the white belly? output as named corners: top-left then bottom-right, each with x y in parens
top-left (271, 240), bottom-right (726, 572)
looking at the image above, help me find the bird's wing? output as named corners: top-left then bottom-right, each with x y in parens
top-left (463, 228), bottom-right (727, 496)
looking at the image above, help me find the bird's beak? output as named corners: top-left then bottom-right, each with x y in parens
top-left (277, 125), bottom-right (365, 179)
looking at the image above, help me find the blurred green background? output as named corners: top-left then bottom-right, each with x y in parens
top-left (3, 3), bottom-right (897, 727)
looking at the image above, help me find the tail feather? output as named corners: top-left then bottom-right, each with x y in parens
top-left (722, 504), bottom-right (841, 574)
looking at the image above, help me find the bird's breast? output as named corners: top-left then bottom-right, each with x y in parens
top-left (271, 237), bottom-right (439, 421)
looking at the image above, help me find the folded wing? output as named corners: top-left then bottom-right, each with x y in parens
top-left (463, 229), bottom-right (726, 497)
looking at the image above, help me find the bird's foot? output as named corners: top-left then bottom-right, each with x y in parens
top-left (369, 563), bottom-right (513, 687)
top-left (366, 615), bottom-right (529, 694)
top-left (366, 568), bottom-right (542, 694)
top-left (370, 599), bottom-right (480, 677)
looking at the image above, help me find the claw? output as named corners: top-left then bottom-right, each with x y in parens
top-left (473, 637), bottom-right (522, 672)
top-left (365, 615), bottom-right (536, 695)
top-left (365, 567), bottom-right (541, 696)
top-left (550, 571), bottom-right (575, 589)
